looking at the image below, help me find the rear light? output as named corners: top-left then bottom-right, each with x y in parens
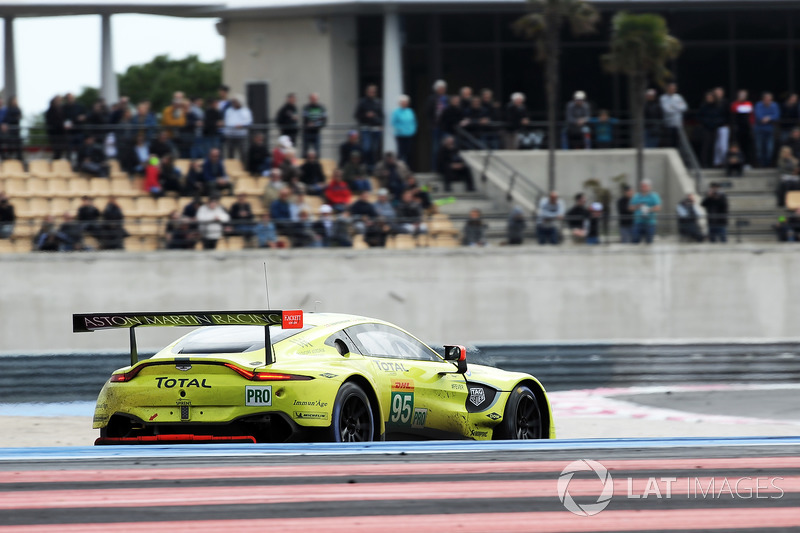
top-left (223, 363), bottom-right (313, 381)
top-left (110, 365), bottom-right (146, 382)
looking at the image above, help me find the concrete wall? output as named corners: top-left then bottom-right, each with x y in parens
top-left (222, 15), bottom-right (358, 157)
top-left (1, 245), bottom-right (798, 353)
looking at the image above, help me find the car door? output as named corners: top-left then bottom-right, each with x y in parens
top-left (345, 323), bottom-right (469, 439)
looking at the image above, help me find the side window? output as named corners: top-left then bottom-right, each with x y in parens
top-left (324, 333), bottom-right (360, 356)
top-left (345, 324), bottom-right (441, 362)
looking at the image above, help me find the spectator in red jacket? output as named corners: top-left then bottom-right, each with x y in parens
top-left (142, 155), bottom-right (162, 198)
top-left (731, 90), bottom-right (755, 166)
top-left (325, 169), bottom-right (352, 212)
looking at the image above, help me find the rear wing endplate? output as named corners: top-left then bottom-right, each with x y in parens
top-left (73, 310), bottom-right (304, 366)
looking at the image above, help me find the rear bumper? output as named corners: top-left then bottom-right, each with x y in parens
top-left (95, 434), bottom-right (256, 445)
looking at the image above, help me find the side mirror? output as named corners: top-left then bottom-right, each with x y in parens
top-left (443, 345), bottom-right (467, 374)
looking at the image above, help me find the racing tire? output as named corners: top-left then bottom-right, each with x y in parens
top-left (327, 382), bottom-right (375, 442)
top-left (494, 384), bottom-right (543, 440)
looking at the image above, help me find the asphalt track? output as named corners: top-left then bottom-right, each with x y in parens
top-left (1, 437), bottom-right (800, 532)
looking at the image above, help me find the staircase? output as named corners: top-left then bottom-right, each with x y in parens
top-left (698, 168), bottom-right (781, 242)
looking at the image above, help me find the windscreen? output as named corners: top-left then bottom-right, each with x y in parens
top-left (172, 325), bottom-right (309, 355)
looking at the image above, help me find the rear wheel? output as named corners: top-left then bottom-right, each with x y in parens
top-left (494, 385), bottom-right (543, 440)
top-left (327, 382), bottom-right (375, 442)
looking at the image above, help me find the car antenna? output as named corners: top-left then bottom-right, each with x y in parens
top-left (263, 261), bottom-right (271, 309)
top-left (314, 300), bottom-right (322, 312)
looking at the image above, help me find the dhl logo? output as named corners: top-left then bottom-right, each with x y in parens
top-left (391, 380), bottom-right (414, 391)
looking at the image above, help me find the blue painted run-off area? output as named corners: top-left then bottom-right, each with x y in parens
top-left (1, 436), bottom-right (799, 461)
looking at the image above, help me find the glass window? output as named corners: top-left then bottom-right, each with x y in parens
top-left (441, 13), bottom-right (496, 43)
top-left (172, 325), bottom-right (309, 354)
top-left (346, 324), bottom-right (441, 361)
top-left (403, 14), bottom-right (429, 46)
top-left (668, 11), bottom-right (731, 41)
top-left (736, 45), bottom-right (789, 97)
top-left (674, 46), bottom-right (732, 110)
top-left (734, 11), bottom-right (788, 40)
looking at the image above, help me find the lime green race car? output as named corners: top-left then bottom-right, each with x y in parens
top-left (74, 310), bottom-right (555, 444)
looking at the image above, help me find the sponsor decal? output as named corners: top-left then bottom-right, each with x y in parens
top-left (451, 382), bottom-right (466, 391)
top-left (92, 415), bottom-right (108, 424)
top-left (175, 364), bottom-right (192, 372)
top-left (319, 373), bottom-right (337, 379)
top-left (390, 379), bottom-right (415, 425)
top-left (293, 411), bottom-right (328, 420)
top-left (149, 413), bottom-right (158, 421)
top-left (411, 408), bottom-right (428, 428)
top-left (155, 377), bottom-right (211, 389)
top-left (176, 399), bottom-right (191, 406)
top-left (373, 360), bottom-right (409, 373)
top-left (245, 385), bottom-right (272, 406)
top-left (469, 387), bottom-right (486, 407)
top-left (293, 399), bottom-right (329, 408)
top-left (282, 310), bottom-right (304, 329)
top-left (470, 429), bottom-right (489, 438)
top-left (82, 313), bottom-right (280, 330)
top-left (487, 412), bottom-right (501, 421)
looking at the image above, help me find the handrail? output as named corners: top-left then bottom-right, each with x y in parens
top-left (676, 125), bottom-right (703, 191)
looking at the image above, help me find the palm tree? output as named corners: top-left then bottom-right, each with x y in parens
top-left (603, 12), bottom-right (681, 184)
top-left (514, 0), bottom-right (599, 192)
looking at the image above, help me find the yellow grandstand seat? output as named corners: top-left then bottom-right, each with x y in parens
top-left (47, 178), bottom-right (69, 196)
top-left (115, 197), bottom-right (137, 214)
top-left (352, 234), bottom-right (368, 250)
top-left (110, 177), bottom-right (138, 197)
top-left (236, 176), bottom-right (260, 195)
top-left (49, 197), bottom-right (74, 216)
top-left (175, 159), bottom-right (191, 175)
top-left (391, 234), bottom-right (417, 250)
top-left (430, 234), bottom-right (459, 248)
top-left (225, 159), bottom-right (245, 176)
top-left (51, 159), bottom-right (75, 178)
top-left (27, 198), bottom-right (50, 218)
top-left (1, 160), bottom-right (26, 178)
top-left (13, 238), bottom-right (33, 253)
top-left (4, 178), bottom-right (29, 197)
top-left (0, 238), bottom-right (14, 253)
top-left (786, 191), bottom-right (800, 210)
top-left (135, 197), bottom-right (158, 216)
top-left (68, 178), bottom-right (91, 196)
top-left (28, 160), bottom-right (54, 178)
top-left (90, 178), bottom-right (111, 196)
top-left (156, 196), bottom-right (178, 216)
top-left (26, 177), bottom-right (48, 195)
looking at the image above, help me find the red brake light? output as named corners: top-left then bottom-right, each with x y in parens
top-left (110, 364), bottom-right (145, 382)
top-left (223, 363), bottom-right (313, 381)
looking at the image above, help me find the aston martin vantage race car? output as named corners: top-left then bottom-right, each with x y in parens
top-left (75, 310), bottom-right (555, 444)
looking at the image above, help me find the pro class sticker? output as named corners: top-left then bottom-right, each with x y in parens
top-left (245, 386), bottom-right (272, 406)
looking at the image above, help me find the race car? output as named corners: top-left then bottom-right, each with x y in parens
top-left (74, 310), bottom-right (555, 444)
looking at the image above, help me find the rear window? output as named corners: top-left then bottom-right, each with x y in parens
top-left (172, 325), bottom-right (310, 354)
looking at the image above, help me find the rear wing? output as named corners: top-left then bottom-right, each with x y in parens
top-left (73, 310), bottom-right (304, 366)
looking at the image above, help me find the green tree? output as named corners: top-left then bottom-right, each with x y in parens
top-left (603, 12), bottom-right (681, 184)
top-left (118, 54), bottom-right (222, 111)
top-left (514, 0), bottom-right (599, 192)
top-left (75, 87), bottom-right (100, 109)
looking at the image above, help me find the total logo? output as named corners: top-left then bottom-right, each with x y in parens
top-left (557, 460), bottom-right (614, 516)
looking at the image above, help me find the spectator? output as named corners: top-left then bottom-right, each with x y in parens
top-left (2, 96), bottom-right (22, 161)
top-left (617, 184), bottom-right (635, 243)
top-left (287, 210), bottom-right (320, 248)
top-left (725, 143), bottom-right (745, 177)
top-left (459, 86), bottom-right (473, 111)
top-left (86, 99), bottom-right (110, 142)
top-left (375, 151), bottom-right (411, 201)
top-left (630, 179), bottom-right (661, 244)
top-left (272, 135), bottom-right (294, 169)
top-left (396, 190), bottom-right (427, 236)
top-left (77, 135), bottom-right (110, 177)
top-left (566, 91), bottom-right (591, 149)
top-left (0, 193), bottom-right (15, 238)
top-left (262, 168), bottom-right (285, 209)
top-left (270, 188), bottom-right (293, 230)
top-left (464, 96), bottom-right (488, 141)
top-left (229, 193), bottom-right (255, 242)
top-left (506, 93), bottom-right (531, 150)
top-left (698, 91), bottom-right (725, 167)
top-left (45, 95), bottom-right (67, 160)
top-left (439, 95), bottom-right (467, 137)
top-left (364, 215), bottom-right (392, 247)
top-left (217, 85), bottom-right (231, 114)
top-left (776, 145), bottom-right (799, 207)
top-left (160, 154), bottom-right (182, 195)
top-left (164, 211), bottom-right (197, 250)
top-left (405, 175), bottom-right (434, 214)
top-left (58, 211), bottom-right (84, 251)
top-left (731, 90), bottom-right (755, 166)
top-left (480, 89), bottom-right (503, 150)
top-left (536, 191), bottom-right (565, 245)
top-left (754, 92), bottom-right (780, 167)
top-left (338, 130), bottom-right (361, 169)
top-left (462, 208), bottom-right (487, 246)
top-left (589, 109), bottom-right (619, 149)
top-left (644, 89), bottom-right (663, 148)
top-left (350, 190), bottom-right (378, 220)
top-left (586, 202), bottom-right (603, 245)
top-left (374, 188), bottom-right (397, 228)
top-left (565, 193), bottom-right (591, 242)
top-left (299, 150), bottom-right (327, 196)
top-left (302, 93), bottom-right (327, 157)
top-left (196, 196), bottom-right (230, 250)
top-left (34, 216), bottom-right (61, 252)
top-left (787, 127), bottom-right (800, 160)
top-left (426, 79), bottom-right (449, 170)
top-left (391, 95), bottom-right (417, 165)
top-left (255, 212), bottom-right (281, 248)
top-left (325, 169), bottom-right (352, 211)
top-left (161, 91), bottom-right (186, 139)
top-left (202, 148), bottom-right (233, 196)
top-left (780, 93), bottom-right (799, 144)
top-left (223, 94), bottom-right (253, 161)
top-left (659, 82), bottom-right (687, 148)
top-left (182, 196), bottom-right (203, 220)
top-left (676, 193), bottom-right (704, 242)
top-left (119, 132), bottom-right (150, 175)
top-left (186, 96), bottom-right (206, 160)
top-left (712, 87), bottom-right (731, 166)
top-left (63, 92), bottom-right (87, 160)
top-left (507, 207), bottom-right (527, 245)
top-left (436, 136), bottom-right (475, 192)
top-left (701, 182), bottom-right (729, 243)
top-left (109, 96), bottom-right (131, 125)
top-left (184, 159), bottom-right (205, 198)
top-left (312, 204), bottom-right (351, 248)
top-left (278, 147), bottom-right (300, 185)
top-left (100, 196), bottom-right (127, 250)
top-left (341, 151), bottom-right (371, 192)
top-left (143, 156), bottom-right (163, 198)
top-left (202, 98), bottom-right (223, 153)
top-left (149, 130), bottom-right (175, 159)
top-left (773, 209), bottom-right (800, 242)
top-left (276, 93), bottom-right (300, 146)
top-left (131, 100), bottom-right (157, 142)
top-left (247, 132), bottom-right (270, 176)
top-left (289, 190), bottom-right (312, 222)
top-left (77, 195), bottom-right (101, 241)
top-left (354, 84), bottom-right (384, 171)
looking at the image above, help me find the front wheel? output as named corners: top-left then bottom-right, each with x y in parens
top-left (494, 385), bottom-right (543, 440)
top-left (327, 382), bottom-right (375, 442)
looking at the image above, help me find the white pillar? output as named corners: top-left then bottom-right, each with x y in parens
top-left (100, 14), bottom-right (118, 103)
top-left (382, 10), bottom-right (402, 153)
top-left (3, 17), bottom-right (16, 99)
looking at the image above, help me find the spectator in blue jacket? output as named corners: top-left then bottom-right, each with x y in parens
top-left (754, 92), bottom-right (780, 168)
top-left (391, 95), bottom-right (417, 166)
top-left (270, 187), bottom-right (293, 233)
top-left (202, 148), bottom-right (232, 196)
